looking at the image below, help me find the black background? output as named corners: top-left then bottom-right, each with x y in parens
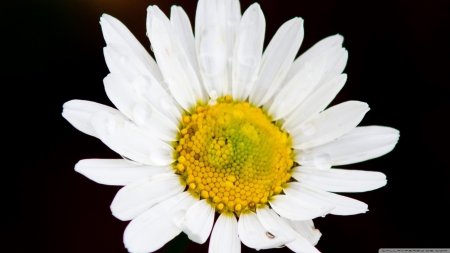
top-left (3, 0), bottom-right (450, 252)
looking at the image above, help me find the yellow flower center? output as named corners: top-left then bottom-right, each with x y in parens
top-left (173, 95), bottom-right (294, 215)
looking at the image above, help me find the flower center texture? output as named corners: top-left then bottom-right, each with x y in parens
top-left (173, 95), bottom-right (294, 215)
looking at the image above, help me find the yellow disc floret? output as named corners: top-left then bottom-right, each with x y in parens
top-left (174, 96), bottom-right (294, 215)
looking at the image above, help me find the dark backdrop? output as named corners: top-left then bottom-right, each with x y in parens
top-left (3, 0), bottom-right (450, 252)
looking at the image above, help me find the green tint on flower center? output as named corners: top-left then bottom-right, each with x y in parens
top-left (173, 95), bottom-right (294, 215)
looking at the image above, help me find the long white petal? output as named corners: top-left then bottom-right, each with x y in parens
top-left (257, 208), bottom-right (320, 253)
top-left (74, 159), bottom-right (170, 186)
top-left (195, 0), bottom-right (229, 96)
top-left (110, 173), bottom-right (184, 221)
top-left (238, 211), bottom-right (294, 250)
top-left (100, 14), bottom-right (162, 82)
top-left (91, 111), bottom-right (174, 166)
top-left (292, 166), bottom-right (387, 193)
top-left (174, 199), bottom-right (214, 244)
top-left (103, 73), bottom-right (178, 141)
top-left (285, 34), bottom-right (343, 85)
top-left (62, 99), bottom-right (125, 138)
top-left (283, 74), bottom-right (347, 132)
top-left (124, 192), bottom-right (197, 253)
top-left (284, 183), bottom-right (368, 215)
top-left (209, 213), bottom-right (241, 253)
top-left (231, 3), bottom-right (265, 101)
top-left (269, 195), bottom-right (334, 221)
top-left (170, 6), bottom-right (202, 85)
top-left (269, 56), bottom-right (326, 120)
top-left (224, 0), bottom-right (241, 94)
top-left (250, 18), bottom-right (304, 106)
top-left (291, 101), bottom-right (370, 150)
top-left (281, 218), bottom-right (322, 246)
top-left (297, 126), bottom-right (399, 166)
top-left (148, 6), bottom-right (206, 110)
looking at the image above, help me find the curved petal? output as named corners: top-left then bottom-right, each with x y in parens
top-left (269, 56), bottom-right (326, 120)
top-left (124, 192), bottom-right (197, 253)
top-left (285, 34), bottom-right (343, 85)
top-left (250, 17), bottom-right (304, 107)
top-left (174, 199), bottom-right (214, 244)
top-left (281, 218), bottom-right (322, 246)
top-left (238, 211), bottom-right (294, 250)
top-left (100, 14), bottom-right (162, 82)
top-left (91, 111), bottom-right (174, 166)
top-left (296, 126), bottom-right (400, 166)
top-left (291, 101), bottom-right (370, 150)
top-left (111, 173), bottom-right (184, 221)
top-left (74, 159), bottom-right (170, 186)
top-left (257, 208), bottom-right (320, 253)
top-left (292, 166), bottom-right (387, 193)
top-left (209, 213), bottom-right (241, 253)
top-left (148, 6), bottom-right (206, 109)
top-left (62, 99), bottom-right (125, 138)
top-left (283, 74), bottom-right (347, 132)
top-left (231, 3), bottom-right (265, 101)
top-left (284, 183), bottom-right (368, 215)
top-left (103, 73), bottom-right (179, 141)
top-left (269, 195), bottom-right (334, 221)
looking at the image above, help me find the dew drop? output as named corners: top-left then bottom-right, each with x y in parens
top-left (132, 103), bottom-right (153, 126)
top-left (105, 117), bottom-right (116, 134)
top-left (150, 149), bottom-right (171, 166)
top-left (133, 75), bottom-right (152, 94)
top-left (314, 153), bottom-right (332, 170)
top-left (240, 56), bottom-right (256, 67)
top-left (120, 55), bottom-right (129, 64)
top-left (300, 122), bottom-right (317, 136)
top-left (209, 90), bottom-right (218, 100)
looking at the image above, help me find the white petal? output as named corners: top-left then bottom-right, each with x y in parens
top-left (74, 159), bottom-right (170, 186)
top-left (91, 111), bottom-right (174, 166)
top-left (257, 208), bottom-right (320, 253)
top-left (224, 0), bottom-right (241, 94)
top-left (148, 6), bottom-right (206, 110)
top-left (284, 183), bottom-right (368, 215)
top-left (195, 0), bottom-right (229, 96)
top-left (283, 74), bottom-right (347, 132)
top-left (269, 195), bottom-right (334, 221)
top-left (174, 199), bottom-right (214, 244)
top-left (62, 99), bottom-right (125, 138)
top-left (100, 14), bottom-right (163, 82)
top-left (111, 173), bottom-right (184, 221)
top-left (292, 166), bottom-right (387, 193)
top-left (231, 3), bottom-right (265, 101)
top-left (291, 101), bottom-right (370, 149)
top-left (285, 34), bottom-right (343, 85)
top-left (209, 213), bottom-right (241, 253)
top-left (124, 192), bottom-right (197, 253)
top-left (297, 126), bottom-right (399, 166)
top-left (281, 218), bottom-right (322, 246)
top-left (317, 48), bottom-right (348, 90)
top-left (103, 73), bottom-right (178, 141)
top-left (238, 211), bottom-right (294, 250)
top-left (170, 6), bottom-right (202, 86)
top-left (269, 56), bottom-right (326, 120)
top-left (250, 18), bottom-right (304, 107)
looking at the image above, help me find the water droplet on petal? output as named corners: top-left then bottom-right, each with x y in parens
top-left (314, 153), bottom-right (332, 170)
top-left (240, 56), bottom-right (256, 67)
top-left (300, 122), bottom-right (317, 136)
top-left (209, 90), bottom-right (218, 100)
top-left (132, 103), bottom-right (153, 126)
top-left (105, 117), bottom-right (116, 134)
top-left (133, 75), bottom-right (152, 94)
top-left (120, 56), bottom-right (129, 64)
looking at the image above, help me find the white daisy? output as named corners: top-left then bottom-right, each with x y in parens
top-left (62, 0), bottom-right (399, 252)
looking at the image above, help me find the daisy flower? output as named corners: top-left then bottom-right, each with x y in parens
top-left (62, 0), bottom-right (399, 252)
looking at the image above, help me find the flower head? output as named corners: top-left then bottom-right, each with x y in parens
top-left (62, 0), bottom-right (399, 252)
